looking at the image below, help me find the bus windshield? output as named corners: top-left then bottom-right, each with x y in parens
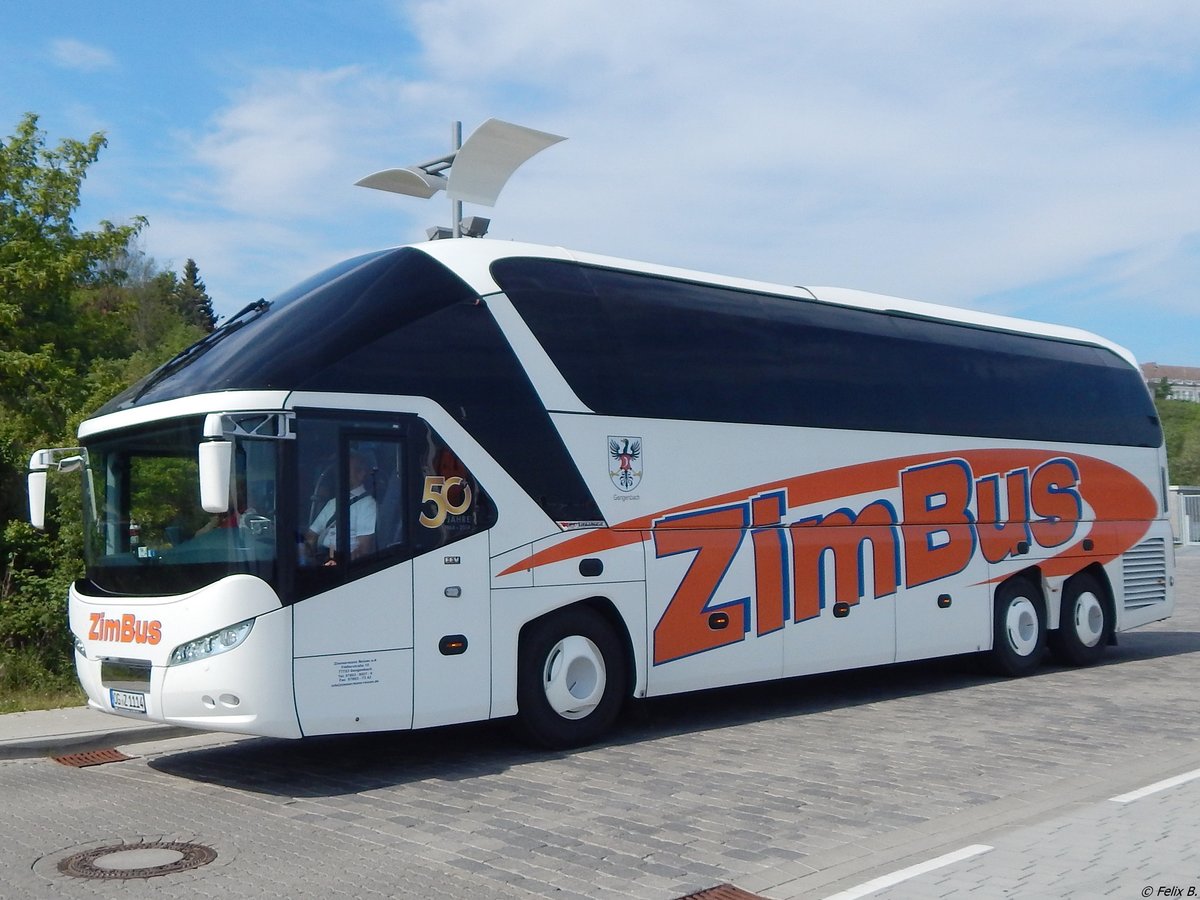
top-left (82, 417), bottom-right (279, 596)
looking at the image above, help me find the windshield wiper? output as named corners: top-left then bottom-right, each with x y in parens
top-left (132, 299), bottom-right (271, 402)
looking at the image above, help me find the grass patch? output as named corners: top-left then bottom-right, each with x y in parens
top-left (0, 684), bottom-right (85, 714)
top-left (0, 647), bottom-right (85, 714)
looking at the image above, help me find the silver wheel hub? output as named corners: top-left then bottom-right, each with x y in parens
top-left (543, 635), bottom-right (606, 720)
top-left (1071, 591), bottom-right (1105, 648)
top-left (1005, 597), bottom-right (1040, 657)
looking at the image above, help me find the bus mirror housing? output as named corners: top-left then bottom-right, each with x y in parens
top-left (28, 448), bottom-right (54, 529)
top-left (27, 448), bottom-right (85, 530)
top-left (199, 441), bottom-right (233, 513)
top-left (199, 414), bottom-right (233, 514)
top-left (28, 470), bottom-right (48, 530)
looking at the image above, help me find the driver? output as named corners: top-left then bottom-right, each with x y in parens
top-left (305, 452), bottom-right (376, 565)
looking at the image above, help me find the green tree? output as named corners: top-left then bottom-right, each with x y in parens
top-left (1177, 432), bottom-right (1200, 485)
top-left (0, 114), bottom-right (207, 700)
top-left (1155, 395), bottom-right (1200, 485)
top-left (0, 113), bottom-right (145, 519)
top-left (177, 258), bottom-right (216, 332)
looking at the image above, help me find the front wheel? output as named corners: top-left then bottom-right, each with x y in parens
top-left (1048, 572), bottom-right (1111, 667)
top-left (988, 577), bottom-right (1046, 676)
top-left (515, 607), bottom-right (628, 749)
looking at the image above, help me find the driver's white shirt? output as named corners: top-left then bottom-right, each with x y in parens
top-left (310, 486), bottom-right (377, 553)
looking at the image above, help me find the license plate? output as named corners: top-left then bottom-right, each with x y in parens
top-left (110, 689), bottom-right (146, 714)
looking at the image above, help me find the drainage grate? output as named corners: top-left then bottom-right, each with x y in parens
top-left (57, 841), bottom-right (217, 879)
top-left (676, 885), bottom-right (767, 900)
top-left (53, 748), bottom-right (133, 768)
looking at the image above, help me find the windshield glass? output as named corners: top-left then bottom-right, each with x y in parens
top-left (82, 417), bottom-right (279, 596)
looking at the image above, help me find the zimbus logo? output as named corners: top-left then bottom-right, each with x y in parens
top-left (652, 455), bottom-right (1082, 664)
top-left (88, 612), bottom-right (162, 646)
top-left (499, 448), bottom-right (1159, 667)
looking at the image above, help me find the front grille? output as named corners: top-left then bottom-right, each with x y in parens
top-left (1122, 537), bottom-right (1168, 609)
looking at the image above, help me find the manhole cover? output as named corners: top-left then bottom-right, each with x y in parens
top-left (53, 748), bottom-right (132, 767)
top-left (57, 841), bottom-right (216, 879)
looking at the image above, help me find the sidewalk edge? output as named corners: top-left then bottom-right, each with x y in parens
top-left (0, 725), bottom-right (199, 760)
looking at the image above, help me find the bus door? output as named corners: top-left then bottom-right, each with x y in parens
top-left (409, 429), bottom-right (496, 729)
top-left (291, 415), bottom-right (496, 734)
top-left (893, 522), bottom-right (991, 662)
top-left (291, 414), bottom-right (416, 736)
top-left (782, 520), bottom-right (897, 678)
top-left (895, 457), bottom-right (1031, 663)
top-left (645, 509), bottom-right (784, 696)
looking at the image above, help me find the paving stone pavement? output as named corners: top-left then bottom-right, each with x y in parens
top-left (0, 547), bottom-right (1196, 899)
top-left (990, 778), bottom-right (1198, 898)
top-left (837, 775), bottom-right (1200, 900)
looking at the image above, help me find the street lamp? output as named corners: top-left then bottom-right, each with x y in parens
top-left (356, 118), bottom-right (565, 239)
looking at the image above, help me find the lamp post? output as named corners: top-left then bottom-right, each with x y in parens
top-left (356, 118), bottom-right (566, 239)
top-left (451, 121), bottom-right (463, 238)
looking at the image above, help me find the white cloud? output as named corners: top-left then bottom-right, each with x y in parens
top-left (180, 64), bottom-right (467, 216)
top-left (146, 65), bottom-right (459, 311)
top-left (139, 2), bottom-right (1200, 359)
top-left (395, 2), bottom-right (1200, 310)
top-left (189, 67), bottom-right (368, 218)
top-left (49, 38), bottom-right (116, 72)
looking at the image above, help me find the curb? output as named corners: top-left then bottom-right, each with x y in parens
top-left (0, 725), bottom-right (199, 761)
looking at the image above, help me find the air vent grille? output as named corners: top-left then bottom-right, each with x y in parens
top-left (1122, 537), bottom-right (1167, 609)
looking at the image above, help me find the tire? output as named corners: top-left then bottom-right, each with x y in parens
top-left (988, 576), bottom-right (1046, 676)
top-left (1048, 572), bottom-right (1110, 667)
top-left (515, 607), bottom-right (628, 750)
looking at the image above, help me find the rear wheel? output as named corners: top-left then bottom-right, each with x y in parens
top-left (1048, 572), bottom-right (1110, 666)
top-left (988, 577), bottom-right (1046, 676)
top-left (515, 607), bottom-right (627, 749)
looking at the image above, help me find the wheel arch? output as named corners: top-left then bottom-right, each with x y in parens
top-left (1063, 562), bottom-right (1118, 646)
top-left (987, 567), bottom-right (1050, 676)
top-left (998, 565), bottom-right (1046, 607)
top-left (512, 596), bottom-right (635, 748)
top-left (518, 596), bottom-right (637, 703)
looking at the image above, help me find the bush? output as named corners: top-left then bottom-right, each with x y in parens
top-left (0, 646), bottom-right (84, 712)
top-left (0, 645), bottom-right (77, 692)
top-left (1157, 397), bottom-right (1200, 484)
top-left (0, 520), bottom-right (77, 663)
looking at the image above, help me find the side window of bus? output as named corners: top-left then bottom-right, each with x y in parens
top-left (297, 419), bottom-right (404, 569)
top-left (412, 424), bottom-right (495, 553)
top-left (364, 437), bottom-right (406, 558)
top-left (296, 416), bottom-right (492, 578)
top-left (298, 419), bottom-right (339, 568)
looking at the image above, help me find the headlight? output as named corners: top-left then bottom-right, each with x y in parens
top-left (73, 635), bottom-right (88, 659)
top-left (168, 619), bottom-right (254, 666)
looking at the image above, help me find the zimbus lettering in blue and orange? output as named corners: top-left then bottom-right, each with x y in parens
top-left (652, 455), bottom-right (1081, 664)
top-left (500, 449), bottom-right (1157, 668)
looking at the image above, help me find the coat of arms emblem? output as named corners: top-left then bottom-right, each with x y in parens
top-left (608, 436), bottom-right (642, 492)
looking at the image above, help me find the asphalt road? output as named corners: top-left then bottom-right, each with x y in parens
top-left (2, 548), bottom-right (1197, 899)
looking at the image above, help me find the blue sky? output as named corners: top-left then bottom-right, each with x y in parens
top-left (2, 1), bottom-right (1199, 365)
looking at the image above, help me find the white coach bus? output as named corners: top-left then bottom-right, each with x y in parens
top-left (29, 240), bottom-right (1174, 748)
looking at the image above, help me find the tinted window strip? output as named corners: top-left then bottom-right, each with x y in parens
top-left (492, 257), bottom-right (1161, 448)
